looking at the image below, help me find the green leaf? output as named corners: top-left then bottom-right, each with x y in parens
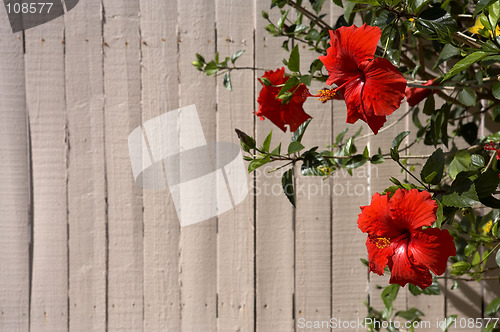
top-left (332, 0), bottom-right (343, 7)
top-left (282, 168), bottom-right (295, 206)
top-left (441, 315), bottom-right (457, 331)
top-left (496, 249), bottom-right (500, 268)
top-left (470, 154), bottom-right (485, 171)
top-left (271, 143), bottom-right (281, 155)
top-left (486, 297), bottom-right (500, 316)
top-left (288, 141), bottom-right (305, 154)
top-left (231, 50), bottom-right (245, 63)
top-left (392, 131), bottom-right (410, 149)
top-left (223, 72), bottom-right (232, 91)
top-left (381, 284), bottom-right (400, 309)
top-left (442, 183), bottom-right (480, 208)
top-left (345, 154), bottom-right (368, 169)
top-left (370, 154), bottom-right (385, 164)
top-left (277, 76), bottom-right (300, 100)
top-left (309, 0), bottom-right (326, 13)
top-left (458, 86), bottom-right (476, 106)
top-left (474, 0), bottom-right (499, 17)
top-left (449, 150), bottom-right (471, 180)
top-left (450, 261), bottom-right (471, 276)
top-left (390, 131), bottom-right (410, 162)
top-left (421, 148), bottom-right (445, 185)
top-left (248, 156), bottom-right (271, 173)
top-left (433, 44), bottom-right (459, 69)
top-left (235, 128), bottom-right (256, 151)
top-left (299, 74), bottom-right (312, 86)
top-left (409, 278), bottom-right (441, 295)
top-left (205, 61), bottom-right (219, 76)
top-left (288, 44), bottom-right (300, 73)
top-left (396, 308), bottom-right (424, 321)
top-left (291, 118), bottom-right (311, 141)
top-left (443, 52), bottom-right (489, 81)
top-left (475, 170), bottom-right (500, 198)
top-left (423, 94), bottom-right (435, 115)
top-left (493, 82), bottom-right (500, 100)
top-left (262, 131), bottom-right (272, 152)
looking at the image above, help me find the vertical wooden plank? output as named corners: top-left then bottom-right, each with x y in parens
top-left (404, 101), bottom-right (446, 329)
top-left (25, 17), bottom-right (68, 332)
top-left (294, 9), bottom-right (332, 330)
top-left (139, 0), bottom-right (181, 331)
top-left (178, 0), bottom-right (217, 330)
top-left (329, 5), bottom-right (370, 329)
top-left (0, 11), bottom-right (30, 331)
top-left (331, 107), bottom-right (370, 329)
top-left (254, 1), bottom-right (294, 331)
top-left (102, 1), bottom-right (144, 330)
top-left (368, 112), bottom-right (408, 317)
top-left (64, 1), bottom-right (107, 331)
top-left (215, 1), bottom-right (255, 331)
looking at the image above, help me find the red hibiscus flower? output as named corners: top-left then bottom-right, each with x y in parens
top-left (484, 141), bottom-right (500, 161)
top-left (318, 24), bottom-right (407, 135)
top-left (256, 67), bottom-right (312, 133)
top-left (357, 189), bottom-right (456, 289)
top-left (405, 79), bottom-right (438, 107)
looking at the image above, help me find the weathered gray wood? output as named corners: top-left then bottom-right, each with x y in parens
top-left (215, 0), bottom-right (255, 331)
top-left (254, 1), bottom-right (295, 331)
top-left (404, 101), bottom-right (446, 329)
top-left (139, 0), bottom-right (181, 330)
top-left (64, 1), bottom-right (107, 331)
top-left (25, 18), bottom-right (68, 332)
top-left (177, 0), bottom-right (218, 330)
top-left (294, 11), bottom-right (332, 330)
top-left (0, 10), bottom-right (30, 332)
top-left (329, 5), bottom-right (370, 330)
top-left (102, 1), bottom-right (144, 330)
top-left (368, 110), bottom-right (408, 320)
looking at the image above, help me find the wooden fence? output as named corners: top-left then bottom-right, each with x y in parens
top-left (0, 0), bottom-right (498, 331)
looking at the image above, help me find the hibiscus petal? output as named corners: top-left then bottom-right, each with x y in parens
top-left (359, 58), bottom-right (407, 117)
top-left (388, 237), bottom-right (433, 289)
top-left (260, 67), bottom-right (286, 85)
top-left (405, 79), bottom-right (437, 107)
top-left (389, 189), bottom-right (438, 230)
top-left (409, 228), bottom-right (456, 276)
top-left (342, 77), bottom-right (388, 135)
top-left (256, 68), bottom-right (312, 133)
top-left (366, 237), bottom-right (393, 275)
top-left (358, 192), bottom-right (401, 238)
top-left (319, 24), bottom-right (381, 87)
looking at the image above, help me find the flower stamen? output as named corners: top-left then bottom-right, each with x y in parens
top-left (374, 237), bottom-right (391, 249)
top-left (315, 88), bottom-right (338, 103)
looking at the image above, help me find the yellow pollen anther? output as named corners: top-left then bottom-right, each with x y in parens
top-left (374, 237), bottom-right (391, 249)
top-left (316, 88), bottom-right (338, 103)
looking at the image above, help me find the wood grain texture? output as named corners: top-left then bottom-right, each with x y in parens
top-left (0, 10), bottom-right (30, 332)
top-left (404, 101), bottom-right (446, 331)
top-left (177, 0), bottom-right (218, 330)
top-left (294, 10), bottom-right (332, 330)
top-left (64, 1), bottom-right (107, 331)
top-left (329, 4), bottom-right (370, 329)
top-left (139, 0), bottom-right (181, 331)
top-left (215, 0), bottom-right (255, 331)
top-left (254, 0), bottom-right (295, 330)
top-left (25, 17), bottom-right (68, 332)
top-left (368, 110), bottom-right (408, 320)
top-left (102, 1), bottom-right (144, 330)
